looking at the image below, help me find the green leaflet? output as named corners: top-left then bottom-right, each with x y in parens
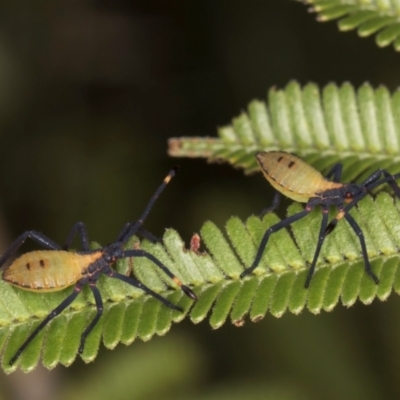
top-left (2, 191), bottom-right (400, 372)
top-left (299, 0), bottom-right (400, 50)
top-left (168, 82), bottom-right (400, 182)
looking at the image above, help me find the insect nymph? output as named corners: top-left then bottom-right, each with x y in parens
top-left (240, 151), bottom-right (400, 288)
top-left (1, 167), bottom-right (197, 365)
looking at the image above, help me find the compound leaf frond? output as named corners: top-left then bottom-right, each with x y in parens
top-left (299, 0), bottom-right (400, 50)
top-left (2, 191), bottom-right (400, 371)
top-left (168, 82), bottom-right (400, 182)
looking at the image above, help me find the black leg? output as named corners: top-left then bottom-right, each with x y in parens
top-left (116, 223), bottom-right (131, 242)
top-left (78, 284), bottom-right (103, 354)
top-left (305, 207), bottom-right (329, 288)
top-left (366, 170), bottom-right (400, 198)
top-left (344, 212), bottom-right (379, 284)
top-left (106, 270), bottom-right (184, 311)
top-left (241, 208), bottom-right (311, 278)
top-left (63, 222), bottom-right (90, 251)
top-left (9, 286), bottom-right (82, 365)
top-left (122, 250), bottom-right (197, 300)
top-left (326, 169), bottom-right (400, 236)
top-left (0, 231), bottom-right (61, 269)
top-left (325, 163), bottom-right (343, 182)
top-left (260, 192), bottom-right (281, 217)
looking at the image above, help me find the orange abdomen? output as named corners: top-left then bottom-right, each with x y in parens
top-left (2, 250), bottom-right (102, 292)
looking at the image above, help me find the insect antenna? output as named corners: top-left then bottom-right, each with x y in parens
top-left (118, 166), bottom-right (179, 244)
top-left (115, 167), bottom-right (197, 300)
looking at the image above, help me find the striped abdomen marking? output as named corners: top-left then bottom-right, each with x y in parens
top-left (256, 151), bottom-right (342, 203)
top-left (2, 250), bottom-right (103, 292)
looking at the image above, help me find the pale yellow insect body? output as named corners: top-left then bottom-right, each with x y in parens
top-left (3, 250), bottom-right (102, 292)
top-left (256, 151), bottom-right (342, 203)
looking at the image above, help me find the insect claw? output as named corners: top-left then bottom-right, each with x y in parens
top-left (240, 270), bottom-right (249, 279)
top-left (181, 285), bottom-right (198, 301)
top-left (172, 304), bottom-right (184, 313)
top-left (325, 220), bottom-right (337, 235)
top-left (370, 273), bottom-right (379, 285)
top-left (9, 355), bottom-right (18, 366)
top-left (78, 339), bottom-right (85, 354)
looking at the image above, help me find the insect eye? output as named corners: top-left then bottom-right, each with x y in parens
top-left (344, 192), bottom-right (353, 202)
top-left (104, 254), bottom-right (115, 264)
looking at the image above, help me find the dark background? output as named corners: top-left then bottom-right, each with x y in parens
top-left (1, 1), bottom-right (400, 399)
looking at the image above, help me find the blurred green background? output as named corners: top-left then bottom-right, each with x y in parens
top-left (1, 1), bottom-right (400, 399)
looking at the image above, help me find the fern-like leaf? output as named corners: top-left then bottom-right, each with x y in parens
top-left (299, 0), bottom-right (400, 50)
top-left (168, 81), bottom-right (400, 182)
top-left (2, 192), bottom-right (400, 372)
